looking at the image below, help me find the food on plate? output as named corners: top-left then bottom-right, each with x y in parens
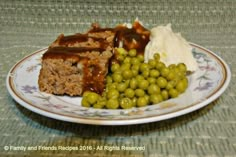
top-left (38, 21), bottom-right (195, 109)
top-left (38, 24), bottom-right (115, 96)
top-left (110, 21), bottom-right (150, 64)
top-left (38, 47), bottom-right (112, 96)
top-left (144, 24), bottom-right (198, 72)
top-left (82, 48), bottom-right (188, 109)
top-left (38, 21), bottom-right (149, 96)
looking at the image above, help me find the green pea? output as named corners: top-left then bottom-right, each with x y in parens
top-left (172, 77), bottom-right (181, 87)
top-left (98, 96), bottom-right (107, 102)
top-left (135, 89), bottom-right (145, 97)
top-left (120, 98), bottom-right (133, 109)
top-left (107, 89), bottom-right (119, 99)
top-left (117, 82), bottom-right (128, 92)
top-left (131, 57), bottom-right (140, 65)
top-left (150, 94), bottom-right (163, 104)
top-left (131, 64), bottom-right (140, 71)
top-left (106, 75), bottom-right (113, 84)
top-left (156, 62), bottom-right (165, 70)
top-left (137, 55), bottom-right (144, 62)
top-left (106, 82), bottom-right (118, 90)
top-left (122, 70), bottom-right (133, 80)
top-left (169, 88), bottom-right (179, 98)
top-left (166, 82), bottom-right (174, 90)
top-left (137, 97), bottom-right (148, 107)
top-left (177, 63), bottom-right (187, 73)
top-left (101, 91), bottom-right (107, 98)
top-left (130, 78), bottom-right (138, 89)
top-left (132, 97), bottom-right (137, 107)
top-left (147, 77), bottom-right (156, 84)
top-left (176, 79), bottom-right (187, 93)
top-left (117, 54), bottom-right (125, 62)
top-left (140, 63), bottom-right (149, 72)
top-left (112, 73), bottom-right (123, 83)
top-left (148, 59), bottom-right (156, 69)
top-left (93, 99), bottom-right (106, 109)
top-left (142, 70), bottom-right (149, 78)
top-left (113, 70), bottom-right (122, 74)
top-left (136, 75), bottom-right (145, 82)
top-left (82, 91), bottom-right (93, 97)
top-left (93, 103), bottom-right (103, 109)
top-left (173, 67), bottom-right (181, 75)
top-left (128, 49), bottom-right (137, 57)
top-left (125, 79), bottom-right (130, 87)
top-left (138, 79), bottom-right (149, 90)
top-left (111, 63), bottom-right (120, 72)
top-left (167, 71), bottom-right (176, 81)
top-left (150, 69), bottom-right (160, 78)
top-left (154, 53), bottom-right (160, 61)
top-left (106, 99), bottom-right (119, 109)
top-left (157, 77), bottom-right (168, 88)
top-left (176, 71), bottom-right (185, 80)
top-left (116, 47), bottom-right (127, 56)
top-left (132, 69), bottom-right (139, 77)
top-left (144, 95), bottom-right (150, 104)
top-left (87, 92), bottom-right (99, 104)
top-left (123, 56), bottom-right (131, 63)
top-left (168, 80), bottom-right (177, 88)
top-left (182, 77), bottom-right (188, 86)
top-left (161, 67), bottom-right (170, 77)
top-left (120, 63), bottom-right (131, 71)
top-left (81, 98), bottom-right (90, 107)
top-left (124, 88), bottom-right (135, 98)
top-left (147, 84), bottom-right (161, 95)
top-left (161, 90), bottom-right (169, 100)
top-left (168, 64), bottom-right (176, 69)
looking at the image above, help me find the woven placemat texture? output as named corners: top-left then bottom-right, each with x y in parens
top-left (0, 0), bottom-right (236, 156)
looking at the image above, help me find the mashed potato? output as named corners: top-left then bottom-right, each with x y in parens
top-left (144, 24), bottom-right (198, 72)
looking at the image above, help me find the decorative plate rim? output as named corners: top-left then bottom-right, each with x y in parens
top-left (6, 43), bottom-right (231, 125)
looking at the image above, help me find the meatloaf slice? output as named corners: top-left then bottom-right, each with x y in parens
top-left (38, 24), bottom-right (115, 96)
top-left (38, 47), bottom-right (112, 96)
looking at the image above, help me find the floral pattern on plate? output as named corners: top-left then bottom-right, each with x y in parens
top-left (6, 43), bottom-right (231, 125)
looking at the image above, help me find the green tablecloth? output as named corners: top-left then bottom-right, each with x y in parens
top-left (1, 0), bottom-right (235, 156)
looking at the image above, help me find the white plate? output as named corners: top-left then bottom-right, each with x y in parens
top-left (6, 43), bottom-right (231, 125)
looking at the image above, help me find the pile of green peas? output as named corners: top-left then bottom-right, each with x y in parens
top-left (82, 48), bottom-right (188, 109)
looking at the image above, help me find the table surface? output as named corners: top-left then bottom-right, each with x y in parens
top-left (1, 0), bottom-right (236, 156)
